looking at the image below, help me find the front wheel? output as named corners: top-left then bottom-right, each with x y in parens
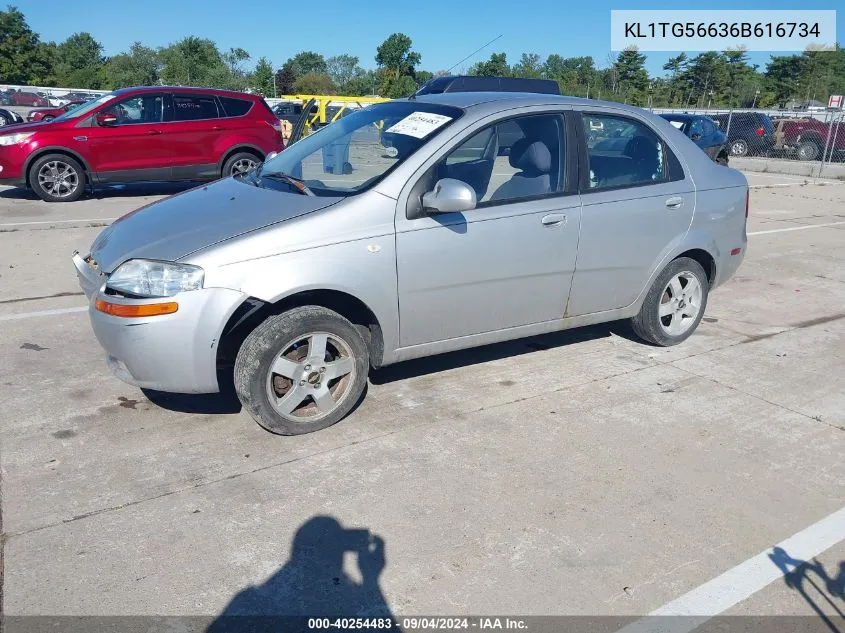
top-left (234, 306), bottom-right (370, 435)
top-left (28, 153), bottom-right (85, 202)
top-left (631, 257), bottom-right (709, 346)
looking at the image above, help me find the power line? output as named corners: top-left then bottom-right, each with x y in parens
top-left (446, 34), bottom-right (504, 74)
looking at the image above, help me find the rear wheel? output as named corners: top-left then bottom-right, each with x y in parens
top-left (234, 306), bottom-right (369, 435)
top-left (222, 151), bottom-right (261, 178)
top-left (797, 140), bottom-right (821, 161)
top-left (631, 257), bottom-right (709, 347)
top-left (729, 139), bottom-right (748, 157)
top-left (28, 154), bottom-right (85, 202)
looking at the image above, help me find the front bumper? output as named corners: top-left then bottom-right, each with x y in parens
top-left (0, 143), bottom-right (27, 184)
top-left (73, 253), bottom-right (247, 394)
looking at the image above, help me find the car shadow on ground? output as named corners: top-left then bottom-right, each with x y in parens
top-left (205, 515), bottom-right (395, 631)
top-left (768, 547), bottom-right (845, 631)
top-left (370, 319), bottom-right (639, 385)
top-left (0, 181), bottom-right (199, 201)
top-left (142, 321), bottom-right (640, 416)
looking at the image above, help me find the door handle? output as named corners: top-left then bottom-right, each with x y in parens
top-left (541, 213), bottom-right (567, 226)
top-left (665, 196), bottom-right (684, 209)
top-left (147, 129), bottom-right (162, 135)
top-left (212, 125), bottom-right (224, 131)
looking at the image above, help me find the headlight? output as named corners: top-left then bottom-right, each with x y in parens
top-left (107, 259), bottom-right (204, 298)
top-left (0, 132), bottom-right (34, 146)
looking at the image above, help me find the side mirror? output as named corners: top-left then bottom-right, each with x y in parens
top-left (95, 112), bottom-right (118, 127)
top-left (690, 133), bottom-right (702, 141)
top-left (421, 178), bottom-right (476, 213)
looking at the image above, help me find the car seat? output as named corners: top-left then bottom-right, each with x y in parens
top-left (490, 139), bottom-right (552, 201)
top-left (623, 135), bottom-right (660, 183)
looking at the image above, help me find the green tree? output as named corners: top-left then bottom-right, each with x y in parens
top-left (104, 42), bottom-right (159, 89)
top-left (678, 51), bottom-right (729, 107)
top-left (613, 47), bottom-right (649, 104)
top-left (375, 33), bottom-right (421, 77)
top-left (326, 54), bottom-right (361, 94)
top-left (469, 52), bottom-right (510, 77)
top-left (252, 56), bottom-right (274, 96)
top-left (223, 47), bottom-right (250, 77)
top-left (512, 53), bottom-right (543, 78)
top-left (377, 70), bottom-right (417, 98)
top-left (159, 36), bottom-right (225, 86)
top-left (0, 5), bottom-right (52, 83)
top-left (275, 64), bottom-right (296, 94)
top-left (415, 70), bottom-right (434, 87)
top-left (52, 32), bottom-right (106, 88)
top-left (662, 52), bottom-right (687, 105)
top-left (345, 69), bottom-right (379, 96)
top-left (544, 55), bottom-right (596, 96)
top-left (286, 51), bottom-right (327, 77)
top-left (292, 72), bottom-right (335, 95)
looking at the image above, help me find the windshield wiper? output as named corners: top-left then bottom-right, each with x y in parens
top-left (258, 170), bottom-right (315, 196)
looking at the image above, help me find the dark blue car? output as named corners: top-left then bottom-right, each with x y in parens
top-left (660, 113), bottom-right (728, 165)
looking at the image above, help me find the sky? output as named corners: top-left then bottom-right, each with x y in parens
top-left (14, 0), bottom-right (841, 77)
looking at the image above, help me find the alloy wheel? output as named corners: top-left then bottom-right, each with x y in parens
top-left (730, 140), bottom-right (748, 156)
top-left (658, 272), bottom-right (703, 336)
top-left (265, 331), bottom-right (357, 422)
top-left (230, 158), bottom-right (257, 175)
top-left (37, 160), bottom-right (80, 199)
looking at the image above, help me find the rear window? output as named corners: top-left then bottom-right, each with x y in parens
top-left (171, 94), bottom-right (219, 121)
top-left (219, 97), bottom-right (253, 117)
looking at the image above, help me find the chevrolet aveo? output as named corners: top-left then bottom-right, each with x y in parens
top-left (74, 93), bottom-right (748, 435)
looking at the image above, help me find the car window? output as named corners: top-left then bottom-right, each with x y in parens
top-left (431, 113), bottom-right (564, 205)
top-left (171, 94), bottom-right (220, 121)
top-left (581, 114), bottom-right (666, 190)
top-left (103, 94), bottom-right (164, 125)
top-left (219, 96), bottom-right (253, 117)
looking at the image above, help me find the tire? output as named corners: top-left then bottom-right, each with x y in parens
top-left (797, 140), bottom-right (821, 162)
top-left (631, 257), bottom-right (709, 347)
top-left (222, 151), bottom-right (261, 178)
top-left (716, 151), bottom-right (729, 166)
top-left (28, 153), bottom-right (85, 202)
top-left (234, 306), bottom-right (370, 435)
top-left (729, 139), bottom-right (748, 157)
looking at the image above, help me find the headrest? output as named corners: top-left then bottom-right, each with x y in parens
top-left (624, 135), bottom-right (658, 163)
top-left (509, 139), bottom-right (551, 177)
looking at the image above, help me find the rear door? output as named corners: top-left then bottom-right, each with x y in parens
top-left (566, 110), bottom-right (695, 316)
top-left (165, 92), bottom-right (223, 179)
top-left (82, 92), bottom-right (169, 180)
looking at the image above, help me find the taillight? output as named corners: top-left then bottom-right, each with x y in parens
top-left (745, 189), bottom-right (750, 218)
top-left (756, 127), bottom-right (764, 136)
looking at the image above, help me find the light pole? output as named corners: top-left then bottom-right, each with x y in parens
top-left (751, 89), bottom-right (760, 109)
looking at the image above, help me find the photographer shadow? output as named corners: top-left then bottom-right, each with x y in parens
top-left (207, 516), bottom-right (394, 632)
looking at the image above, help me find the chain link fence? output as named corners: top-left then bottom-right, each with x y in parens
top-left (653, 106), bottom-right (845, 178)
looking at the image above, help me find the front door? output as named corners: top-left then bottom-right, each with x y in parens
top-left (396, 112), bottom-right (581, 347)
top-left (566, 111), bottom-right (695, 316)
top-left (83, 93), bottom-right (170, 181)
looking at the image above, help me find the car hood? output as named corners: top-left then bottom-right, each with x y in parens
top-left (0, 121), bottom-right (51, 134)
top-left (89, 177), bottom-right (343, 272)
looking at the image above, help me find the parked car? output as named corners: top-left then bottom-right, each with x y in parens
top-left (0, 86), bottom-right (285, 201)
top-left (660, 113), bottom-right (728, 164)
top-left (710, 111), bottom-right (775, 157)
top-left (0, 91), bottom-right (13, 106)
top-left (779, 118), bottom-right (845, 161)
top-left (0, 108), bottom-right (25, 126)
top-left (27, 100), bottom-right (86, 122)
top-left (73, 93), bottom-right (748, 435)
top-left (10, 91), bottom-right (49, 107)
top-left (414, 75), bottom-right (561, 96)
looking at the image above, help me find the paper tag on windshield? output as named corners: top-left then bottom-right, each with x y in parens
top-left (669, 121), bottom-right (684, 129)
top-left (386, 112), bottom-right (452, 138)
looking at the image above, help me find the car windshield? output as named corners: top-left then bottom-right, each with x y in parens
top-left (257, 101), bottom-right (463, 196)
top-left (53, 94), bottom-right (116, 122)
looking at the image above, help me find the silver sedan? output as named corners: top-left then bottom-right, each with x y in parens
top-left (74, 92), bottom-right (748, 435)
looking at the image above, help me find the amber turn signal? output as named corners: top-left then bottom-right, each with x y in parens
top-left (95, 299), bottom-right (178, 318)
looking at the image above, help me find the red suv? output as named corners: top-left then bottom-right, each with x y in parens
top-left (0, 86), bottom-right (285, 202)
top-left (11, 91), bottom-right (49, 107)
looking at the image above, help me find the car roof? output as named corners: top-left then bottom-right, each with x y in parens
top-left (112, 86), bottom-right (261, 99)
top-left (408, 91), bottom-right (649, 115)
top-left (659, 113), bottom-right (700, 121)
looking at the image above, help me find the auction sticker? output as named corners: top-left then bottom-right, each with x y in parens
top-left (386, 112), bottom-right (452, 138)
